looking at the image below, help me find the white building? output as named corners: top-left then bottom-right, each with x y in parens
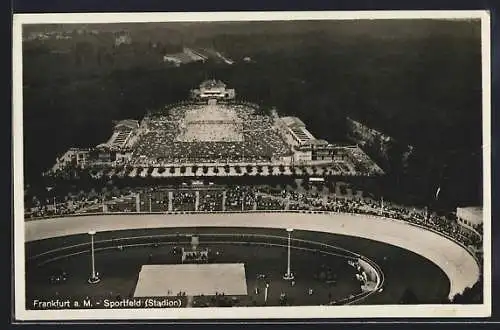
top-left (456, 206), bottom-right (483, 234)
top-left (162, 55), bottom-right (182, 67)
top-left (191, 80), bottom-right (236, 100)
top-left (51, 148), bottom-right (90, 171)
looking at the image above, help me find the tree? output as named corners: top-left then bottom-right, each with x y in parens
top-left (169, 167), bottom-right (175, 174)
top-left (180, 166), bottom-right (186, 174)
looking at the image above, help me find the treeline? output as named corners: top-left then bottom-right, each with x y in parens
top-left (451, 277), bottom-right (483, 304)
top-left (23, 37), bottom-right (182, 88)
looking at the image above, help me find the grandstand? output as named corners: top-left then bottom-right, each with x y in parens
top-left (281, 116), bottom-right (316, 146)
top-left (105, 120), bottom-right (139, 149)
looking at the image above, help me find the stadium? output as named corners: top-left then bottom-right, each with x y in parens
top-left (23, 81), bottom-right (484, 313)
top-left (48, 80), bottom-right (383, 179)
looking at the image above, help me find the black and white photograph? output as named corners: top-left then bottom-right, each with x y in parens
top-left (13, 11), bottom-right (491, 320)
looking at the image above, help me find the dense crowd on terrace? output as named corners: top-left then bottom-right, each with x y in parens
top-left (130, 102), bottom-right (292, 166)
top-left (172, 191), bottom-right (197, 212)
top-left (24, 183), bottom-right (482, 254)
top-left (198, 191), bottom-right (224, 212)
top-left (256, 195), bottom-right (286, 210)
top-left (224, 185), bottom-right (256, 211)
top-left (343, 147), bottom-right (384, 174)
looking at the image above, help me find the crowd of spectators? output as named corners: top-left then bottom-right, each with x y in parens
top-left (224, 186), bottom-right (256, 211)
top-left (198, 191), bottom-right (224, 212)
top-left (107, 197), bottom-right (136, 213)
top-left (172, 191), bottom-right (196, 212)
top-left (26, 199), bottom-right (102, 218)
top-left (130, 102), bottom-right (292, 166)
top-left (24, 182), bottom-right (482, 254)
top-left (256, 195), bottom-right (286, 211)
top-left (24, 187), bottom-right (133, 218)
top-left (139, 189), bottom-right (170, 212)
top-left (341, 147), bottom-right (385, 175)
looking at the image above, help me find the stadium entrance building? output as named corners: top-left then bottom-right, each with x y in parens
top-left (191, 80), bottom-right (236, 100)
top-left (456, 206), bottom-right (483, 236)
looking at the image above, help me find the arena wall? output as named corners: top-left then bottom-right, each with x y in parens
top-left (24, 212), bottom-right (480, 300)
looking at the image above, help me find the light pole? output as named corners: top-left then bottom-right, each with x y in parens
top-left (283, 228), bottom-right (294, 280)
top-left (87, 230), bottom-right (100, 284)
top-left (101, 194), bottom-right (106, 213)
top-left (264, 283), bottom-right (269, 304)
top-left (380, 196), bottom-right (384, 215)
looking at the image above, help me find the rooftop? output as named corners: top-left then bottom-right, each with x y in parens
top-left (200, 79), bottom-right (226, 89)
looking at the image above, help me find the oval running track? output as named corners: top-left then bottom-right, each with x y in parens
top-left (24, 212), bottom-right (480, 300)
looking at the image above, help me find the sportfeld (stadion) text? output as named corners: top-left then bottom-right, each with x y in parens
top-left (31, 298), bottom-right (184, 309)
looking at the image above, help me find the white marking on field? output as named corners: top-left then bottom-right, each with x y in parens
top-left (133, 263), bottom-right (248, 297)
